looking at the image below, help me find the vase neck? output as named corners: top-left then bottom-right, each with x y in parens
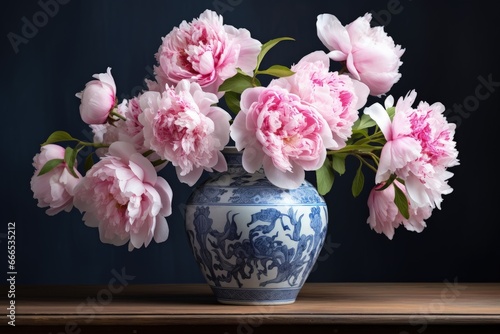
top-left (222, 147), bottom-right (243, 167)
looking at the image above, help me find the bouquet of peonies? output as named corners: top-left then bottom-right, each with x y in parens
top-left (30, 9), bottom-right (459, 250)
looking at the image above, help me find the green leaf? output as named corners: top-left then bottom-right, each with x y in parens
top-left (256, 65), bottom-right (295, 78)
top-left (255, 37), bottom-right (295, 73)
top-left (376, 174), bottom-right (397, 191)
top-left (353, 113), bottom-right (377, 130)
top-left (349, 128), bottom-right (369, 141)
top-left (41, 131), bottom-right (77, 145)
top-left (393, 184), bottom-right (410, 219)
top-left (218, 73), bottom-right (253, 94)
top-left (331, 153), bottom-right (346, 175)
top-left (84, 153), bottom-right (94, 173)
top-left (351, 163), bottom-right (365, 198)
top-left (37, 158), bottom-right (64, 176)
top-left (224, 91), bottom-right (241, 114)
top-left (315, 160), bottom-right (335, 196)
top-left (64, 147), bottom-right (79, 178)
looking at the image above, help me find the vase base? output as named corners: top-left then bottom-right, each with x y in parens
top-left (216, 298), bottom-right (296, 305)
top-left (210, 286), bottom-right (300, 305)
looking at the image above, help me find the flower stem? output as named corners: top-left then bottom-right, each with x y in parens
top-left (110, 110), bottom-right (126, 121)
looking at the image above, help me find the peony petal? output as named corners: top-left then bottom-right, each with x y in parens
top-left (130, 152), bottom-right (157, 185)
top-left (375, 138), bottom-right (420, 184)
top-left (363, 102), bottom-right (392, 140)
top-left (384, 95), bottom-right (395, 109)
top-left (299, 50), bottom-right (330, 67)
top-left (129, 218), bottom-right (151, 249)
top-left (242, 146), bottom-right (265, 173)
top-left (176, 165), bottom-right (203, 187)
top-left (212, 151), bottom-right (228, 172)
top-left (263, 157), bottom-right (304, 189)
top-left (230, 116), bottom-right (250, 151)
top-left (207, 107), bottom-right (232, 146)
top-left (94, 67), bottom-right (116, 94)
top-left (155, 177), bottom-right (173, 217)
top-left (388, 137), bottom-right (421, 169)
top-left (127, 159), bottom-right (144, 182)
top-left (153, 215), bottom-right (170, 243)
top-left (108, 141), bottom-right (136, 163)
top-left (375, 144), bottom-right (394, 184)
top-left (230, 27), bottom-right (262, 75)
top-left (198, 51), bottom-right (215, 75)
top-left (351, 79), bottom-right (370, 110)
top-left (345, 53), bottom-right (360, 80)
top-left (405, 174), bottom-right (431, 208)
top-left (316, 14), bottom-right (352, 55)
top-left (326, 50), bottom-right (348, 62)
top-left (359, 71), bottom-right (401, 97)
top-left (240, 86), bottom-right (264, 112)
top-left (122, 178), bottom-right (145, 196)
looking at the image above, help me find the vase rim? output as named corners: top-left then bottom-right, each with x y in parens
top-left (222, 146), bottom-right (240, 154)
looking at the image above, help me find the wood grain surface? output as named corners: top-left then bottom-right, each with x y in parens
top-left (1, 283), bottom-right (499, 333)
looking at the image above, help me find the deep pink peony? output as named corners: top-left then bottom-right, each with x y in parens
top-left (139, 79), bottom-right (231, 186)
top-left (367, 180), bottom-right (432, 239)
top-left (30, 144), bottom-right (82, 216)
top-left (76, 67), bottom-right (116, 124)
top-left (72, 142), bottom-right (173, 251)
top-left (364, 90), bottom-right (459, 209)
top-left (230, 85), bottom-right (336, 189)
top-left (316, 13), bottom-right (404, 96)
top-left (272, 50), bottom-right (369, 149)
top-left (153, 9), bottom-right (262, 95)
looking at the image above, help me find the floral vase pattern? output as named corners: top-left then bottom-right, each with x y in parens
top-left (184, 147), bottom-right (328, 305)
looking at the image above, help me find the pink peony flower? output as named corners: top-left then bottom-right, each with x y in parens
top-left (91, 96), bottom-right (169, 171)
top-left (153, 9), bottom-right (262, 95)
top-left (72, 141), bottom-right (173, 251)
top-left (92, 96), bottom-right (146, 154)
top-left (316, 13), bottom-right (405, 96)
top-left (230, 85), bottom-right (336, 189)
top-left (139, 79), bottom-right (231, 186)
top-left (76, 67), bottom-right (117, 124)
top-left (364, 90), bottom-right (459, 209)
top-left (367, 180), bottom-right (433, 239)
top-left (30, 144), bottom-right (82, 216)
top-left (271, 50), bottom-right (369, 149)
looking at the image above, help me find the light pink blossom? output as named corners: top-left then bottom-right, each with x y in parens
top-left (317, 13), bottom-right (404, 96)
top-left (153, 9), bottom-right (262, 95)
top-left (30, 144), bottom-right (82, 216)
top-left (91, 96), bottom-right (167, 171)
top-left (72, 142), bottom-right (173, 251)
top-left (92, 97), bottom-right (145, 153)
top-left (139, 79), bottom-right (231, 186)
top-left (364, 90), bottom-right (459, 209)
top-left (272, 50), bottom-right (369, 149)
top-left (230, 85), bottom-right (336, 189)
top-left (367, 180), bottom-right (433, 239)
top-left (76, 67), bottom-right (117, 124)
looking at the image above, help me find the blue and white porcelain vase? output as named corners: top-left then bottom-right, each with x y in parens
top-left (184, 147), bottom-right (328, 305)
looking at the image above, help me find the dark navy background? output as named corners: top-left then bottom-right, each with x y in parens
top-left (1, 0), bottom-right (499, 285)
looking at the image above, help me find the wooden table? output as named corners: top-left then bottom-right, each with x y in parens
top-left (2, 283), bottom-right (499, 333)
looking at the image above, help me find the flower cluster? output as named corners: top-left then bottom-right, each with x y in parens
top-left (30, 9), bottom-right (459, 250)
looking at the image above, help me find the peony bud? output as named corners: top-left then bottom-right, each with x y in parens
top-left (30, 144), bottom-right (82, 216)
top-left (76, 67), bottom-right (116, 124)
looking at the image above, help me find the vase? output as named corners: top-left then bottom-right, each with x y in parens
top-left (184, 147), bottom-right (328, 305)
